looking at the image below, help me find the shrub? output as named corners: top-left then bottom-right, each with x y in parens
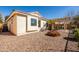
top-left (48, 26), bottom-right (52, 30)
top-left (46, 30), bottom-right (60, 37)
top-left (74, 28), bottom-right (79, 47)
top-left (74, 28), bottom-right (79, 40)
top-left (47, 24), bottom-right (54, 30)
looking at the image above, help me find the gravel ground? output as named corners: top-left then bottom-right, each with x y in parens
top-left (67, 41), bottom-right (79, 52)
top-left (0, 30), bottom-right (69, 52)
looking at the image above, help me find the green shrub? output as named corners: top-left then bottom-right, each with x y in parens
top-left (74, 28), bottom-right (79, 39)
top-left (48, 26), bottom-right (52, 30)
top-left (74, 28), bottom-right (79, 47)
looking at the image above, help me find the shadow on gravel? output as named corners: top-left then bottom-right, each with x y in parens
top-left (0, 32), bottom-right (14, 36)
top-left (64, 37), bottom-right (69, 52)
top-left (67, 50), bottom-right (79, 52)
top-left (64, 37), bottom-right (78, 42)
top-left (64, 37), bottom-right (78, 52)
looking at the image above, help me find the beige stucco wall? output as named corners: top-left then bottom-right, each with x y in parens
top-left (16, 15), bottom-right (26, 36)
top-left (41, 20), bottom-right (46, 28)
top-left (7, 15), bottom-right (17, 35)
top-left (0, 23), bottom-right (3, 32)
top-left (27, 15), bottom-right (39, 31)
top-left (0, 23), bottom-right (3, 28)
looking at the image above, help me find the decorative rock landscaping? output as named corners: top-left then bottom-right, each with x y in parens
top-left (0, 30), bottom-right (78, 52)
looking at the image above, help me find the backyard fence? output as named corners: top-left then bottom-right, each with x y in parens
top-left (0, 23), bottom-right (3, 32)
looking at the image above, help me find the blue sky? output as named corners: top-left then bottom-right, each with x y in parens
top-left (0, 6), bottom-right (79, 19)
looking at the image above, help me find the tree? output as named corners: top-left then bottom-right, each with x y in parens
top-left (5, 16), bottom-right (9, 21)
top-left (47, 20), bottom-right (55, 24)
top-left (0, 13), bottom-right (3, 23)
top-left (0, 13), bottom-right (3, 32)
top-left (73, 15), bottom-right (79, 28)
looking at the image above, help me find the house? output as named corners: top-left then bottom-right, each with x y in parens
top-left (54, 19), bottom-right (70, 29)
top-left (48, 18), bottom-right (71, 30)
top-left (6, 10), bottom-right (47, 36)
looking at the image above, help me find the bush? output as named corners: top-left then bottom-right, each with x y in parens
top-left (46, 30), bottom-right (60, 37)
top-left (74, 28), bottom-right (79, 40)
top-left (48, 26), bottom-right (52, 30)
top-left (74, 28), bottom-right (79, 47)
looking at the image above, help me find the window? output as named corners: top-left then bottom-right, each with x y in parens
top-left (31, 18), bottom-right (37, 26)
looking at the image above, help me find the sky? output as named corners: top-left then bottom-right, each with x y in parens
top-left (0, 6), bottom-right (79, 19)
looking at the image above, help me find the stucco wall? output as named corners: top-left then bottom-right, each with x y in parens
top-left (27, 15), bottom-right (39, 31)
top-left (7, 16), bottom-right (17, 35)
top-left (41, 20), bottom-right (47, 28)
top-left (16, 15), bottom-right (26, 35)
top-left (0, 23), bottom-right (3, 32)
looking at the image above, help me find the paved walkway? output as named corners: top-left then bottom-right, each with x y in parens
top-left (0, 30), bottom-right (68, 52)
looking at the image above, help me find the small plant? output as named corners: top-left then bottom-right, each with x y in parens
top-left (74, 28), bottom-right (79, 47)
top-left (48, 24), bottom-right (52, 30)
top-left (46, 30), bottom-right (60, 37)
